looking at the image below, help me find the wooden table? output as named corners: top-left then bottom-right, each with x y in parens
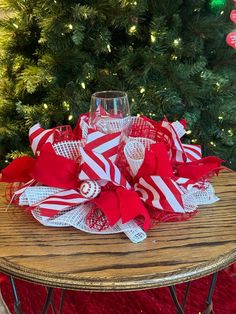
top-left (0, 172), bottom-right (235, 313)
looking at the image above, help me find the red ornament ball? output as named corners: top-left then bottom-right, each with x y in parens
top-left (226, 32), bottom-right (236, 49)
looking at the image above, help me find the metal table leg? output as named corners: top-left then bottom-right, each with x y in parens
top-left (42, 288), bottom-right (65, 314)
top-left (9, 276), bottom-right (22, 314)
top-left (169, 272), bottom-right (218, 314)
top-left (9, 277), bottom-right (65, 314)
top-left (169, 285), bottom-right (185, 314)
top-left (59, 290), bottom-right (65, 314)
top-left (42, 287), bottom-right (54, 314)
top-left (202, 272), bottom-right (218, 314)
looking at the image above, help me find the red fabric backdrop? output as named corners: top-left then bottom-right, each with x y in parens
top-left (0, 269), bottom-right (235, 314)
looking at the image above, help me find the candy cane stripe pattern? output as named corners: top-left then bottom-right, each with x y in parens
top-left (79, 147), bottom-right (130, 189)
top-left (135, 176), bottom-right (185, 213)
top-left (85, 129), bottom-right (121, 162)
top-left (161, 121), bottom-right (186, 163)
top-left (182, 144), bottom-right (202, 162)
top-left (29, 123), bottom-right (55, 155)
top-left (173, 177), bottom-right (196, 191)
top-left (14, 179), bottom-right (36, 196)
top-left (33, 189), bottom-right (89, 217)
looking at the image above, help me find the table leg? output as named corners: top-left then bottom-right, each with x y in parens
top-left (9, 276), bottom-right (22, 314)
top-left (42, 288), bottom-right (65, 314)
top-left (169, 272), bottom-right (218, 314)
top-left (169, 285), bottom-right (186, 314)
top-left (42, 287), bottom-right (54, 314)
top-left (202, 272), bottom-right (218, 314)
top-left (59, 290), bottom-right (65, 314)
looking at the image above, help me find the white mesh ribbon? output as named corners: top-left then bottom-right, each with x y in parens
top-left (127, 137), bottom-right (155, 149)
top-left (31, 203), bottom-right (146, 243)
top-left (53, 140), bottom-right (82, 161)
top-left (171, 121), bottom-right (186, 139)
top-left (124, 138), bottom-right (156, 177)
top-left (19, 186), bottom-right (63, 206)
top-left (124, 141), bottom-right (145, 177)
top-left (181, 181), bottom-right (219, 213)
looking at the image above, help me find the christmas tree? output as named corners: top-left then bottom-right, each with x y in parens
top-left (0, 0), bottom-right (235, 169)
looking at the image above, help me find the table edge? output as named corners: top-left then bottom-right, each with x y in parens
top-left (0, 249), bottom-right (235, 291)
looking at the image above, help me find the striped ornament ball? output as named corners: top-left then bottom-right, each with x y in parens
top-left (79, 180), bottom-right (101, 199)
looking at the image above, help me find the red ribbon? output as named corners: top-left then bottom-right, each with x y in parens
top-left (91, 187), bottom-right (150, 231)
top-left (176, 156), bottom-right (224, 181)
top-left (32, 143), bottom-right (79, 189)
top-left (1, 156), bottom-right (35, 183)
top-left (1, 143), bottom-right (79, 189)
top-left (135, 142), bottom-right (173, 179)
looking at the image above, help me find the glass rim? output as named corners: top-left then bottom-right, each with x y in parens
top-left (91, 90), bottom-right (127, 100)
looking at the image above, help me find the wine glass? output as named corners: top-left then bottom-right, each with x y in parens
top-left (89, 91), bottom-right (131, 134)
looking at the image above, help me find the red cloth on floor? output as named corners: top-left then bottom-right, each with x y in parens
top-left (0, 269), bottom-right (235, 314)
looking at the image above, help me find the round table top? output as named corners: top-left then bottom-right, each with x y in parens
top-left (0, 172), bottom-right (235, 291)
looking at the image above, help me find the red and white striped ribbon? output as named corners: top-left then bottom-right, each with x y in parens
top-left (173, 176), bottom-right (196, 191)
top-left (135, 175), bottom-right (185, 213)
top-left (33, 189), bottom-right (88, 217)
top-left (14, 179), bottom-right (37, 197)
top-left (29, 123), bottom-right (55, 155)
top-left (161, 121), bottom-right (187, 164)
top-left (79, 147), bottom-right (130, 189)
top-left (182, 144), bottom-right (202, 162)
top-left (85, 128), bottom-right (121, 162)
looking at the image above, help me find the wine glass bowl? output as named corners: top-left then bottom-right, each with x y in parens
top-left (89, 91), bottom-right (131, 134)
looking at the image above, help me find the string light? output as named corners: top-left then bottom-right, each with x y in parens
top-left (13, 23), bottom-right (18, 29)
top-left (81, 82), bottom-right (86, 89)
top-left (43, 103), bottom-right (48, 109)
top-left (107, 44), bottom-right (111, 52)
top-left (131, 98), bottom-right (135, 102)
top-left (228, 129), bottom-right (233, 136)
top-left (186, 130), bottom-right (192, 134)
top-left (173, 38), bottom-right (181, 46)
top-left (67, 24), bottom-right (73, 30)
top-left (63, 101), bottom-right (70, 111)
top-left (129, 25), bottom-right (137, 34)
top-left (68, 114), bottom-right (73, 121)
top-left (171, 54), bottom-right (178, 60)
top-left (5, 160), bottom-right (8, 163)
top-left (210, 141), bottom-right (216, 146)
top-left (220, 11), bottom-right (224, 15)
top-left (218, 116), bottom-right (223, 120)
top-left (121, 0), bottom-right (137, 7)
top-left (139, 87), bottom-right (145, 93)
top-left (216, 82), bottom-right (221, 91)
top-left (150, 32), bottom-right (157, 43)
top-left (191, 139), bottom-right (198, 143)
